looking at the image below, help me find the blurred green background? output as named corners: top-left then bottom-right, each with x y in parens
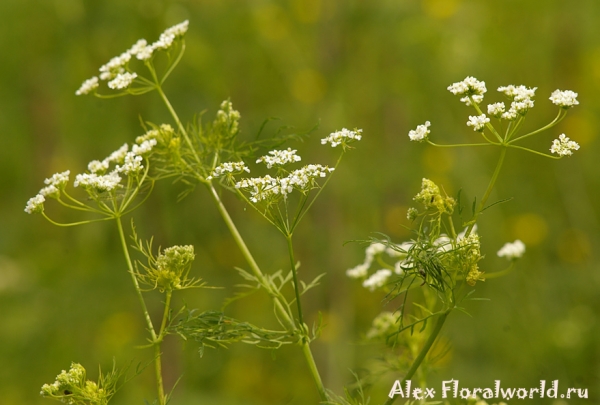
top-left (2, 0), bottom-right (600, 404)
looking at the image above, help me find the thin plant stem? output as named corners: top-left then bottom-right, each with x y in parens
top-left (115, 217), bottom-right (166, 405)
top-left (285, 235), bottom-right (304, 326)
top-left (464, 146), bottom-right (507, 237)
top-left (204, 182), bottom-right (296, 330)
top-left (382, 309), bottom-right (451, 405)
top-left (301, 340), bottom-right (329, 402)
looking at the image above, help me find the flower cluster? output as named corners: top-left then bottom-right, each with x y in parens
top-left (550, 89), bottom-right (579, 108)
top-left (235, 164), bottom-right (335, 203)
top-left (413, 178), bottom-right (455, 214)
top-left (149, 245), bottom-right (197, 292)
top-left (40, 363), bottom-right (111, 405)
top-left (75, 20), bottom-right (189, 95)
top-left (25, 135), bottom-right (157, 214)
top-left (365, 311), bottom-right (401, 340)
top-left (256, 148), bottom-right (302, 168)
top-left (408, 121), bottom-right (431, 142)
top-left (497, 239), bottom-right (526, 260)
top-left (346, 242), bottom-right (409, 291)
top-left (467, 114), bottom-right (490, 132)
top-left (550, 134), bottom-right (580, 157)
top-left (207, 162), bottom-right (251, 180)
top-left (447, 76), bottom-right (487, 105)
top-left (321, 128), bottom-right (362, 148)
top-left (496, 84), bottom-right (536, 120)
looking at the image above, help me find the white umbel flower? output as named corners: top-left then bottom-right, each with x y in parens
top-left (447, 76), bottom-right (487, 105)
top-left (44, 171), bottom-right (70, 188)
top-left (25, 194), bottom-right (45, 214)
top-left (549, 90), bottom-right (579, 108)
top-left (108, 72), bottom-right (138, 90)
top-left (132, 139), bottom-right (157, 155)
top-left (550, 134), bottom-right (580, 157)
top-left (467, 114), bottom-right (490, 131)
top-left (207, 162), bottom-right (251, 180)
top-left (408, 121), bottom-right (431, 142)
top-left (321, 128), bottom-right (363, 147)
top-left (362, 269), bottom-right (392, 291)
top-left (75, 76), bottom-right (99, 96)
top-left (497, 240), bottom-right (526, 260)
top-left (74, 172), bottom-right (122, 191)
top-left (256, 148), bottom-right (302, 168)
top-left (487, 102), bottom-right (506, 118)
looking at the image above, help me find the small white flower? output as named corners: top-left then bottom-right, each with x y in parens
top-left (408, 121), bottom-right (431, 142)
top-left (74, 172), bottom-right (122, 191)
top-left (256, 148), bottom-right (302, 168)
top-left (550, 134), bottom-right (580, 157)
top-left (467, 114), bottom-right (490, 131)
top-left (487, 102), bottom-right (506, 118)
top-left (108, 72), bottom-right (138, 90)
top-left (235, 175), bottom-right (279, 202)
top-left (497, 240), bottom-right (526, 260)
top-left (447, 76), bottom-right (487, 105)
top-left (285, 164), bottom-right (334, 192)
top-left (104, 143), bottom-right (129, 164)
top-left (75, 76), bottom-right (99, 96)
top-left (549, 89), bottom-right (579, 108)
top-left (321, 128), bottom-right (363, 147)
top-left (44, 170), bottom-right (70, 188)
top-left (88, 160), bottom-right (109, 173)
top-left (164, 20), bottom-right (189, 37)
top-left (39, 185), bottom-right (59, 198)
top-left (25, 194), bottom-right (45, 214)
top-left (346, 263), bottom-right (369, 279)
top-left (99, 51), bottom-right (131, 81)
top-left (362, 269), bottom-right (392, 291)
top-left (116, 152), bottom-right (144, 174)
top-left (128, 39), bottom-right (154, 60)
top-left (132, 139), bottom-right (157, 155)
top-left (207, 161), bottom-right (251, 180)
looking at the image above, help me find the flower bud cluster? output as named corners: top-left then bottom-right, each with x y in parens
top-left (413, 178), bottom-right (455, 214)
top-left (76, 20), bottom-right (189, 95)
top-left (152, 245), bottom-right (196, 292)
top-left (457, 233), bottom-right (484, 286)
top-left (213, 100), bottom-right (241, 137)
top-left (40, 363), bottom-right (109, 405)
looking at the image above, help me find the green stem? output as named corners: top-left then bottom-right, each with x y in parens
top-left (154, 290), bottom-right (172, 405)
top-left (115, 217), bottom-right (165, 405)
top-left (301, 341), bottom-right (329, 402)
top-left (205, 182), bottom-right (296, 330)
top-left (382, 309), bottom-right (451, 405)
top-left (465, 146), bottom-right (507, 237)
top-left (285, 235), bottom-right (304, 326)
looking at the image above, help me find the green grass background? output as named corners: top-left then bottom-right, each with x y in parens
top-left (1, 0), bottom-right (599, 404)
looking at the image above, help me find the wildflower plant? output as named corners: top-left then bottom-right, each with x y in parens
top-left (345, 76), bottom-right (580, 405)
top-left (27, 18), bottom-right (582, 405)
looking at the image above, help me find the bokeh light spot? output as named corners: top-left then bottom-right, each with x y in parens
top-left (291, 69), bottom-right (327, 104)
top-left (510, 213), bottom-right (548, 246)
top-left (421, 0), bottom-right (461, 19)
top-left (557, 228), bottom-right (591, 264)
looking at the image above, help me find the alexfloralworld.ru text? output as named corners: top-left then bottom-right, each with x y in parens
top-left (388, 380), bottom-right (588, 400)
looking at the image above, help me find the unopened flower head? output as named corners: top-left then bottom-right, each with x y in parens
top-left (321, 128), bottom-right (363, 148)
top-left (108, 72), bottom-right (138, 90)
top-left (497, 239), bottom-right (526, 260)
top-left (550, 134), bottom-right (580, 157)
top-left (256, 148), bottom-right (302, 168)
top-left (550, 89), bottom-right (579, 108)
top-left (214, 100), bottom-right (241, 135)
top-left (207, 161), bottom-right (251, 180)
top-left (467, 114), bottom-right (490, 132)
top-left (362, 269), bottom-right (392, 291)
top-left (414, 178), bottom-right (455, 214)
top-left (75, 76), bottom-right (99, 96)
top-left (447, 76), bottom-right (487, 105)
top-left (408, 121), bottom-right (431, 142)
top-left (25, 194), bottom-right (45, 214)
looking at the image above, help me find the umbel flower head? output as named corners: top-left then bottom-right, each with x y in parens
top-left (40, 362), bottom-right (117, 405)
top-left (75, 20), bottom-right (190, 95)
top-left (497, 240), bottom-right (526, 260)
top-left (408, 121), bottom-right (431, 142)
top-left (137, 245), bottom-right (199, 293)
top-left (550, 134), bottom-right (580, 157)
top-left (447, 76), bottom-right (487, 105)
top-left (321, 128), bottom-right (362, 148)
